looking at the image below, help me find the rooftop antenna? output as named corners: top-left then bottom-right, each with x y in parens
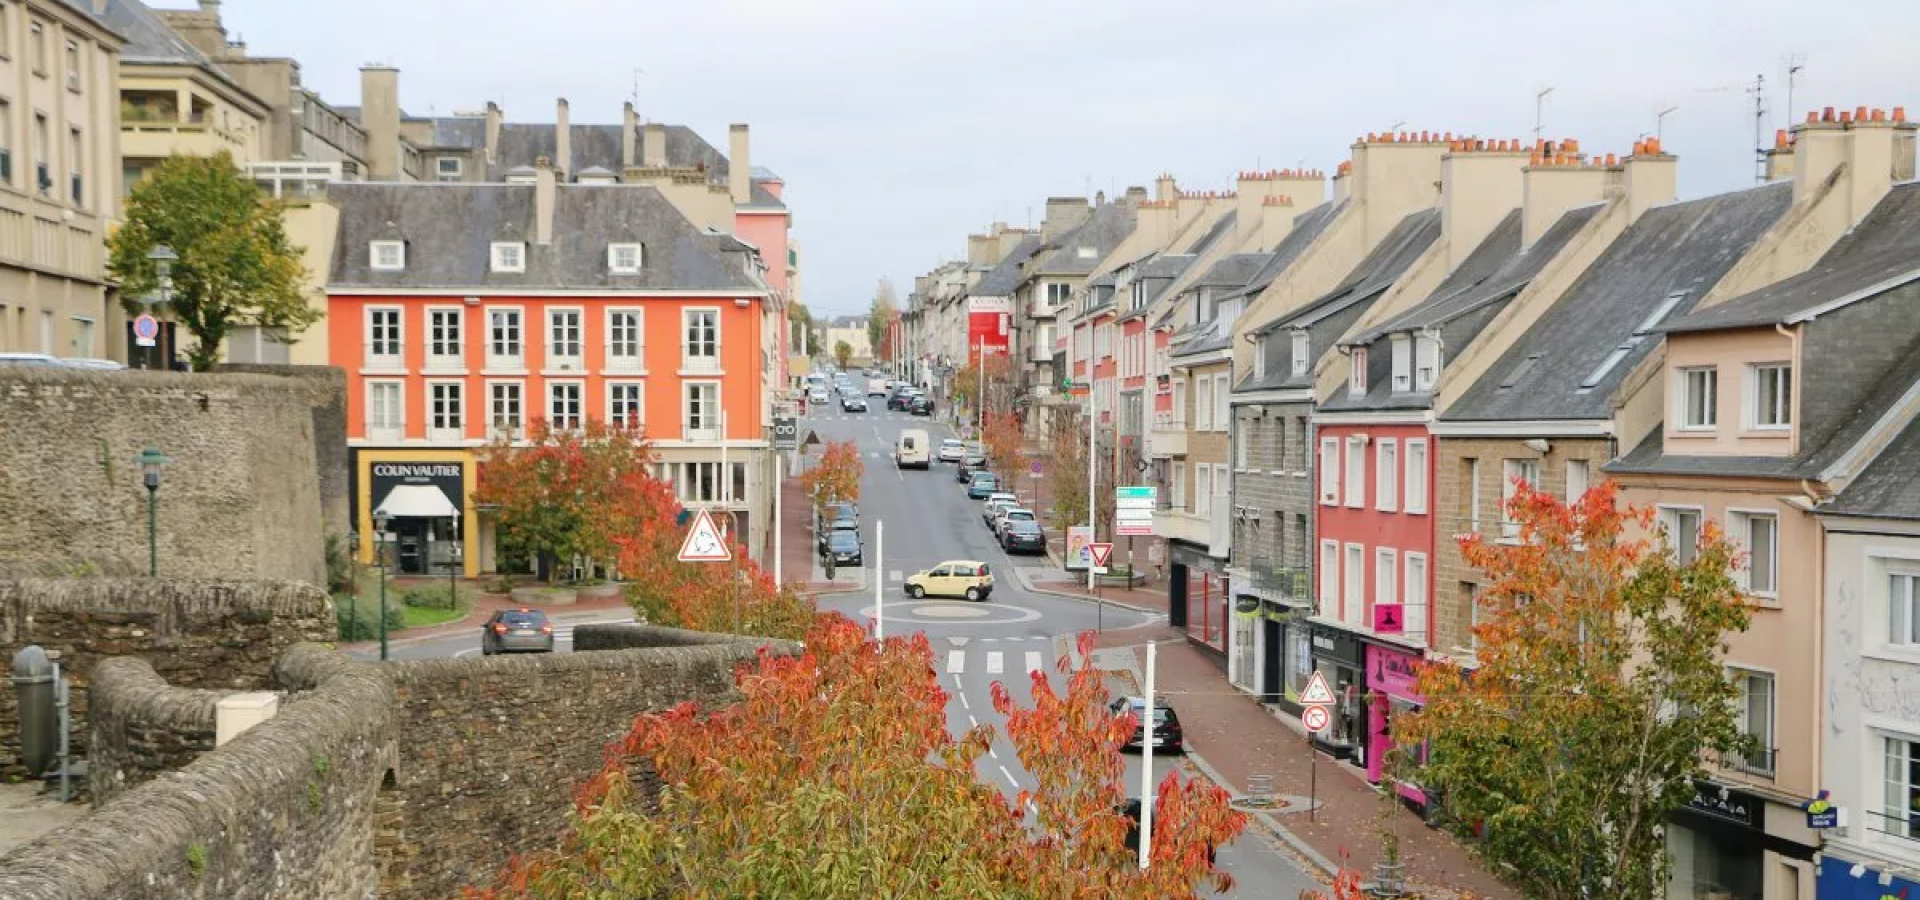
top-left (631, 68), bottom-right (643, 106)
top-left (1533, 86), bottom-right (1556, 142)
top-left (1783, 54), bottom-right (1805, 127)
top-left (1747, 73), bottom-right (1768, 184)
top-left (1388, 119), bottom-right (1407, 134)
top-left (1656, 104), bottom-right (1679, 141)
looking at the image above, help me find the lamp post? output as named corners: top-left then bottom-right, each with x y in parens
top-left (141, 246), bottom-right (177, 370)
top-left (137, 448), bottom-right (167, 577)
top-left (373, 511), bottom-right (391, 660)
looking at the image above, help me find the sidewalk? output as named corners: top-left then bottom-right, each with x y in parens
top-left (1093, 629), bottom-right (1517, 900)
top-left (778, 471), bottom-right (863, 596)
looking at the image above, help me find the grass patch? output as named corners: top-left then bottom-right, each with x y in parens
top-left (400, 602), bottom-right (465, 629)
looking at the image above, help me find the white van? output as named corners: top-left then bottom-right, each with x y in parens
top-left (895, 429), bottom-right (931, 469)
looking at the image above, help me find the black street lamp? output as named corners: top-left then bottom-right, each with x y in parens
top-left (137, 448), bottom-right (167, 577)
top-left (373, 511), bottom-right (391, 661)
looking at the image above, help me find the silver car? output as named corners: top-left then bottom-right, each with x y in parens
top-left (481, 608), bottom-right (555, 655)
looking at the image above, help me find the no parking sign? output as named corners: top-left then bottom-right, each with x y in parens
top-left (133, 314), bottom-right (160, 348)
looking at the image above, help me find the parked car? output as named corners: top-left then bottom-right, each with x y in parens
top-left (909, 395), bottom-right (935, 416)
top-left (821, 529), bottom-right (864, 567)
top-left (1117, 798), bottom-right (1215, 864)
top-left (965, 472), bottom-right (1001, 499)
top-left (993, 507), bottom-right (1037, 538)
top-left (980, 493), bottom-right (1021, 526)
top-left (1001, 519), bottom-right (1046, 554)
top-left (904, 560), bottom-right (995, 601)
top-left (841, 394), bottom-right (868, 412)
top-left (481, 608), bottom-right (555, 655)
top-left (1109, 696), bottom-right (1184, 752)
top-left (937, 439), bottom-right (966, 463)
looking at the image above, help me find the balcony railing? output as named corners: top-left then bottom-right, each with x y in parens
top-left (365, 421), bottom-right (403, 444)
top-left (1717, 746), bottom-right (1776, 779)
top-left (1865, 808), bottom-right (1920, 845)
top-left (1250, 565), bottom-right (1312, 603)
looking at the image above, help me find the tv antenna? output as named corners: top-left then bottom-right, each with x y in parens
top-left (1656, 104), bottom-right (1679, 141)
top-left (1783, 54), bottom-right (1806, 126)
top-left (1534, 86), bottom-right (1556, 142)
top-left (1747, 74), bottom-right (1768, 184)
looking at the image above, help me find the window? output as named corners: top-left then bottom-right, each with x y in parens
top-left (68, 316), bottom-right (92, 356)
top-left (1196, 465), bottom-right (1213, 517)
top-left (1500, 459), bottom-right (1540, 539)
top-left (1195, 377), bottom-right (1213, 431)
top-left (1751, 364), bottom-right (1791, 429)
top-left (1566, 459), bottom-right (1590, 503)
top-left (487, 308), bottom-right (523, 367)
top-left (1730, 511), bottom-right (1778, 597)
top-left (1729, 668), bottom-right (1774, 775)
top-left (1465, 458), bottom-right (1481, 531)
top-left (0, 99), bottom-right (13, 184)
top-left (547, 382), bottom-right (583, 431)
top-left (435, 157), bottom-right (462, 182)
top-left (1253, 339), bottom-right (1267, 380)
top-left (1391, 336), bottom-right (1411, 392)
top-left (62, 39), bottom-right (76, 89)
top-left (365, 308), bottom-right (402, 368)
top-left (1235, 415), bottom-right (1251, 469)
top-left (1376, 548), bottom-right (1398, 611)
top-left (1465, 582), bottom-right (1483, 652)
top-left (1319, 540), bottom-right (1340, 618)
top-left (1213, 373), bottom-right (1229, 431)
top-left (1882, 736), bottom-right (1920, 839)
top-left (1376, 439), bottom-right (1399, 511)
top-left (607, 309), bottom-right (643, 372)
top-left (491, 242), bottom-right (526, 274)
top-left (428, 382), bottom-right (463, 440)
top-left (1680, 366), bottom-right (1718, 429)
top-left (367, 381), bottom-right (403, 439)
top-left (1891, 571), bottom-right (1920, 647)
top-left (66, 127), bottom-right (80, 205)
top-left (1345, 437), bottom-right (1366, 508)
top-left (607, 243), bottom-right (643, 274)
top-left (608, 382), bottom-right (644, 428)
top-left (1046, 283), bottom-right (1072, 310)
top-left (1414, 336), bottom-right (1440, 390)
top-left (370, 240), bottom-right (405, 271)
top-left (1405, 440), bottom-right (1428, 514)
top-left (1660, 507), bottom-right (1703, 565)
top-left (546, 309), bottom-right (582, 367)
top-left (1171, 380), bottom-right (1186, 426)
top-left (427, 308), bottom-right (462, 368)
top-left (1343, 544), bottom-right (1365, 626)
top-left (1172, 461), bottom-right (1187, 510)
top-left (685, 382), bottom-right (720, 437)
top-left (28, 20), bottom-right (43, 73)
top-left (1291, 331), bottom-right (1308, 376)
top-left (1350, 347), bottom-right (1367, 394)
top-left (488, 382), bottom-right (523, 440)
top-left (1405, 554), bottom-right (1429, 639)
top-left (32, 113), bottom-right (46, 193)
top-left (683, 309), bottom-right (719, 371)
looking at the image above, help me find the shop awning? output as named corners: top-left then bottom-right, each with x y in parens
top-left (373, 484), bottom-right (458, 519)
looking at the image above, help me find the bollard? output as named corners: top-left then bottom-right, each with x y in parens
top-left (11, 647), bottom-right (56, 775)
top-left (1247, 773), bottom-right (1275, 800)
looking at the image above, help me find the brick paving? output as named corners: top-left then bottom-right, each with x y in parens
top-left (778, 469), bottom-right (863, 595)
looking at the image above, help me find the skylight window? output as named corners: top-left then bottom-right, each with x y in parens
top-left (1497, 354), bottom-right (1541, 391)
top-left (1575, 290), bottom-right (1691, 394)
top-left (1636, 290), bottom-right (1691, 335)
top-left (1578, 347), bottom-right (1633, 393)
top-left (1076, 246), bottom-right (1097, 260)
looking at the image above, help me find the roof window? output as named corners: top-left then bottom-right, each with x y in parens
top-left (608, 243), bottom-right (643, 274)
top-left (370, 240), bottom-right (405, 271)
top-left (491, 241), bottom-right (526, 274)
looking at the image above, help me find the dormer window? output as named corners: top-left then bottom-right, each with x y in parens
top-left (1391, 335), bottom-right (1412, 392)
top-left (1254, 338), bottom-right (1267, 380)
top-left (608, 243), bottom-right (643, 274)
top-left (1076, 246), bottom-right (1097, 260)
top-left (370, 240), bottom-right (405, 271)
top-left (1414, 335), bottom-right (1440, 391)
top-left (491, 241), bottom-right (526, 274)
top-left (1291, 331), bottom-right (1308, 377)
top-left (1350, 347), bottom-right (1368, 394)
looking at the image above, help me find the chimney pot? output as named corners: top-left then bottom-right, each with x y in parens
top-left (1857, 105), bottom-right (1870, 122)
top-left (1896, 106), bottom-right (1909, 123)
top-left (1807, 111), bottom-right (1819, 124)
top-left (1840, 110), bottom-right (1853, 124)
top-left (1775, 129), bottom-right (1790, 149)
top-left (1872, 108), bottom-right (1887, 123)
top-left (1824, 106), bottom-right (1836, 122)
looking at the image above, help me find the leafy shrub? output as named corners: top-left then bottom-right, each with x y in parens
top-left (334, 596), bottom-right (406, 641)
top-left (400, 585), bottom-right (461, 610)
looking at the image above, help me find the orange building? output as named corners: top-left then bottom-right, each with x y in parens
top-left (326, 162), bottom-right (778, 576)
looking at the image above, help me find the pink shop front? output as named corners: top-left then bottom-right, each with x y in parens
top-left (1364, 642), bottom-right (1431, 808)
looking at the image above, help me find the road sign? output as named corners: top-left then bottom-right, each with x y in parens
top-left (800, 429), bottom-right (822, 451)
top-left (1029, 460), bottom-right (1042, 478)
top-left (132, 314), bottom-right (160, 348)
top-left (1088, 543), bottom-right (1114, 568)
top-left (676, 509), bottom-right (732, 562)
top-left (1299, 671), bottom-right (1337, 706)
top-left (1302, 705), bottom-right (1332, 734)
top-left (1115, 485), bottom-right (1156, 536)
top-left (771, 416), bottom-right (798, 450)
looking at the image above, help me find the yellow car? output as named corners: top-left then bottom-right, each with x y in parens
top-left (905, 560), bottom-right (995, 601)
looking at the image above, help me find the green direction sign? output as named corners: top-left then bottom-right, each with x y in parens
top-left (1115, 486), bottom-right (1156, 500)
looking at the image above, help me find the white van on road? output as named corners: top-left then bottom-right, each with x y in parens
top-left (895, 429), bottom-right (931, 469)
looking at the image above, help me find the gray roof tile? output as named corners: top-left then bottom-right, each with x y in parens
top-left (1191, 253), bottom-right (1273, 289)
top-left (98, 0), bottom-right (240, 87)
top-left (971, 236), bottom-right (1044, 297)
top-left (1035, 203), bottom-right (1137, 275)
top-left (1824, 414), bottom-right (1920, 520)
top-left (1185, 211), bottom-right (1239, 256)
top-left (1225, 201), bottom-right (1343, 305)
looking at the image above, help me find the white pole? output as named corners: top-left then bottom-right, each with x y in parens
top-left (1087, 384), bottom-right (1097, 591)
top-left (719, 410), bottom-right (728, 538)
top-left (977, 336), bottom-right (986, 437)
top-left (1139, 640), bottom-right (1157, 871)
top-left (773, 451), bottom-right (783, 583)
top-left (875, 520), bottom-right (885, 641)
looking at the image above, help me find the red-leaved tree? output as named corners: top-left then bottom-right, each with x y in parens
top-left (473, 419), bottom-right (653, 581)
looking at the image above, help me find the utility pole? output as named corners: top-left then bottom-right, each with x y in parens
top-left (1138, 640), bottom-right (1158, 870)
top-left (874, 521), bottom-right (885, 642)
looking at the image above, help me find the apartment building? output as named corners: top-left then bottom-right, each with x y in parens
top-left (823, 315), bottom-right (872, 367)
top-left (0, 0), bottom-right (123, 361)
top-left (325, 162), bottom-right (778, 577)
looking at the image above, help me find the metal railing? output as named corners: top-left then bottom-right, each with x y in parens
top-left (1251, 565), bottom-right (1312, 602)
top-left (1718, 746), bottom-right (1776, 778)
top-left (1864, 808), bottom-right (1920, 844)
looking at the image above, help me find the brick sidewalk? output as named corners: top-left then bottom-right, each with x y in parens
top-left (778, 469), bottom-right (861, 596)
top-left (1092, 628), bottom-right (1516, 899)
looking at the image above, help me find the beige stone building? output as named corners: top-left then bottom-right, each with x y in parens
top-left (0, 0), bottom-right (124, 361)
top-left (97, 0), bottom-right (267, 189)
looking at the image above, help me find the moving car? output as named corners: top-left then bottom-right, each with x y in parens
top-left (965, 472), bottom-right (1001, 499)
top-left (821, 530), bottom-right (864, 567)
top-left (904, 560), bottom-right (995, 601)
top-left (895, 429), bottom-right (931, 469)
top-left (937, 439), bottom-right (966, 463)
top-left (909, 395), bottom-right (935, 416)
top-left (1001, 519), bottom-right (1046, 554)
top-left (886, 387), bottom-right (918, 411)
top-left (1109, 696), bottom-right (1184, 752)
top-left (481, 607), bottom-right (555, 655)
top-left (841, 394), bottom-right (868, 412)
top-left (808, 388), bottom-right (829, 406)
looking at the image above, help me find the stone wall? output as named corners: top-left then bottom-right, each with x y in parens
top-left (1229, 403), bottom-right (1316, 574)
top-left (0, 366), bottom-right (333, 584)
top-left (0, 579), bottom-right (334, 771)
top-left (86, 658), bottom-right (227, 801)
top-left (212, 364), bottom-right (350, 544)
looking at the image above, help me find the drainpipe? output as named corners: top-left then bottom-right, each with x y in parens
top-left (1777, 323), bottom-right (1803, 457)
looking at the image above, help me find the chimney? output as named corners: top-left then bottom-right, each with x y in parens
top-left (1124, 185), bottom-right (1149, 205)
top-left (359, 65), bottom-right (402, 181)
top-left (1440, 140), bottom-right (1529, 264)
top-left (967, 234), bottom-right (995, 267)
top-left (1136, 201), bottom-right (1178, 247)
top-left (535, 156), bottom-right (556, 245)
top-left (1175, 188), bottom-right (1210, 223)
top-left (1763, 129), bottom-right (1795, 183)
top-left (730, 124), bottom-right (752, 205)
top-left (621, 102), bottom-right (637, 170)
top-left (643, 122), bottom-right (668, 168)
top-left (1351, 132), bottom-right (1449, 246)
top-left (1520, 150), bottom-right (1611, 248)
top-left (1837, 109), bottom-right (1918, 228)
top-left (996, 226), bottom-right (1029, 259)
top-left (484, 101), bottom-right (502, 165)
top-left (1332, 160), bottom-right (1352, 204)
top-left (1154, 173), bottom-right (1177, 203)
top-left (1258, 195), bottom-right (1300, 247)
top-left (555, 98), bottom-right (572, 180)
top-left (1621, 139), bottom-right (1677, 221)
top-left (1041, 197), bottom-right (1092, 244)
top-left (1791, 110), bottom-right (1850, 206)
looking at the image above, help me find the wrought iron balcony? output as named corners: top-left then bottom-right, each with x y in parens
top-left (1717, 746), bottom-right (1776, 778)
top-left (1246, 564), bottom-right (1312, 604)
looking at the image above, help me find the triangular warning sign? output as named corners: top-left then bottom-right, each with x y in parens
top-left (1088, 543), bottom-right (1114, 567)
top-left (676, 509), bottom-right (732, 562)
top-left (1299, 671), bottom-right (1337, 706)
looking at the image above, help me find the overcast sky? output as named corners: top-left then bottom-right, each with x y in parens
top-left (210, 0), bottom-right (1917, 316)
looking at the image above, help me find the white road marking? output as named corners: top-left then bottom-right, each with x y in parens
top-left (985, 651), bottom-right (1004, 674)
top-left (1025, 651), bottom-right (1043, 674)
top-left (988, 746), bottom-right (999, 759)
top-left (947, 636), bottom-right (969, 647)
top-left (952, 673), bottom-right (965, 692)
top-left (453, 648), bottom-right (480, 658)
top-left (888, 570), bottom-right (903, 582)
top-left (968, 714), bottom-right (979, 729)
top-left (958, 692), bottom-right (969, 710)
top-left (946, 650), bottom-right (965, 674)
top-left (998, 765), bottom-right (1020, 790)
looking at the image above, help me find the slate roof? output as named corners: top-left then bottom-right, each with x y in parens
top-left (326, 183), bottom-right (763, 292)
top-left (1221, 201), bottom-right (1343, 302)
top-left (97, 0), bottom-right (241, 87)
top-left (1191, 253), bottom-right (1273, 290)
top-left (1662, 181), bottom-right (1920, 334)
top-left (971, 236), bottom-right (1044, 297)
top-left (416, 115), bottom-right (486, 150)
top-left (1185, 211), bottom-right (1240, 256)
top-left (50, 0), bottom-right (114, 32)
top-left (1035, 203), bottom-right (1138, 276)
top-left (1443, 182), bottom-right (1793, 423)
top-left (1823, 415), bottom-right (1920, 520)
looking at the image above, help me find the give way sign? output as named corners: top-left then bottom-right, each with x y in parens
top-left (1087, 543), bottom-right (1114, 568)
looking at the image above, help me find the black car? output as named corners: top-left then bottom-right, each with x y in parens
top-left (909, 395), bottom-right (935, 416)
top-left (887, 389), bottom-right (916, 411)
top-left (841, 395), bottom-right (868, 412)
top-left (1001, 519), bottom-right (1046, 554)
top-left (822, 529), bottom-right (864, 567)
top-left (1109, 696), bottom-right (1183, 752)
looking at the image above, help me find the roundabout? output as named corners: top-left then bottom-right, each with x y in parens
top-left (856, 600), bottom-right (1043, 626)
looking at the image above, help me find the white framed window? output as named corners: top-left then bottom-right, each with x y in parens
top-left (1414, 335), bottom-right (1440, 391)
top-left (1213, 373), bottom-right (1230, 431)
top-left (546, 308), bottom-right (583, 369)
top-left (1882, 735), bottom-right (1920, 839)
top-left (1750, 363), bottom-right (1792, 429)
top-left (1318, 540), bottom-right (1340, 618)
top-left (426, 307), bottom-right (462, 370)
top-left (1343, 543), bottom-right (1365, 627)
top-left (366, 380), bottom-right (403, 442)
top-left (1171, 380), bottom-right (1186, 427)
top-left (1659, 506), bottom-right (1704, 566)
top-left (486, 308), bottom-right (523, 370)
top-left (1344, 436), bottom-right (1366, 508)
top-left (547, 381), bottom-right (583, 431)
top-left (370, 240), bottom-right (405, 271)
top-left (1680, 366), bottom-right (1718, 429)
top-left (684, 381), bottom-right (720, 439)
top-left (1253, 340), bottom-right (1267, 380)
top-left (1196, 465), bottom-right (1214, 517)
top-left (487, 381), bottom-right (523, 441)
top-left (1376, 439), bottom-right (1399, 512)
top-left (1891, 570), bottom-right (1920, 647)
top-left (608, 243), bottom-right (643, 274)
top-left (1405, 440), bottom-right (1428, 514)
top-left (1350, 347), bottom-right (1368, 394)
top-left (1405, 553), bottom-right (1429, 640)
top-left (1376, 548), bottom-right (1398, 612)
top-left (1391, 335), bottom-right (1411, 392)
top-left (608, 381), bottom-right (644, 428)
top-left (491, 241), bottom-right (526, 274)
top-left (606, 309), bottom-right (644, 373)
top-left (1196, 377), bottom-right (1213, 431)
top-left (1172, 461), bottom-right (1188, 510)
top-left (68, 316), bottom-right (93, 357)
top-left (1046, 282), bottom-right (1072, 310)
top-left (1500, 458), bottom-right (1540, 539)
top-left (364, 307), bottom-right (402, 369)
top-left (1728, 510), bottom-right (1778, 597)
top-left (1235, 415), bottom-right (1252, 470)
top-left (427, 381), bottom-right (463, 441)
top-left (683, 308), bottom-right (720, 373)
top-left (1291, 331), bottom-right (1309, 377)
top-left (1728, 667), bottom-right (1775, 775)
top-left (435, 157), bottom-right (462, 182)
top-left (1213, 463), bottom-right (1229, 508)
top-left (1565, 459), bottom-right (1590, 503)
top-left (1465, 458), bottom-right (1482, 532)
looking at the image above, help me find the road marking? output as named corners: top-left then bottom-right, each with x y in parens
top-left (998, 765), bottom-right (1020, 790)
top-left (888, 570), bottom-right (903, 582)
top-left (952, 673), bottom-right (965, 693)
top-left (985, 651), bottom-right (1004, 674)
top-left (946, 650), bottom-right (965, 674)
top-left (1025, 651), bottom-right (1043, 674)
top-left (957, 692), bottom-right (969, 710)
top-left (968, 713), bottom-right (979, 729)
top-left (987, 746), bottom-right (998, 759)
top-left (453, 648), bottom-right (480, 658)
top-left (947, 636), bottom-right (969, 647)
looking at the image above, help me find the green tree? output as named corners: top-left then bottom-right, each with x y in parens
top-left (833, 340), bottom-right (853, 370)
top-left (108, 152), bottom-right (314, 371)
top-left (1397, 480), bottom-right (1755, 900)
top-left (868, 278), bottom-right (899, 362)
top-left (787, 301), bottom-right (822, 357)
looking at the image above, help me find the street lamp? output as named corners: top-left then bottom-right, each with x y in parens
top-left (139, 246), bottom-right (178, 370)
top-left (137, 448), bottom-right (167, 577)
top-left (373, 510), bottom-right (391, 661)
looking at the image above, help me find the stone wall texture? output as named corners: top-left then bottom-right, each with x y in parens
top-left (0, 579), bottom-right (334, 772)
top-left (0, 366), bottom-right (334, 584)
top-left (86, 657), bottom-right (227, 801)
top-left (212, 364), bottom-right (350, 543)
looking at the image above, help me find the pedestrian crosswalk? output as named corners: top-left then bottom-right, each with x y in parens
top-left (943, 648), bottom-right (1048, 677)
top-left (551, 617), bottom-right (636, 642)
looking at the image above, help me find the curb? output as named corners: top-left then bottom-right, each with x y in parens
top-left (1180, 749), bottom-right (1341, 878)
top-left (1020, 582), bottom-right (1165, 618)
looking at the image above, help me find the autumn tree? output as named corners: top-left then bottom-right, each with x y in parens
top-left (787, 301), bottom-right (821, 356)
top-left (834, 339), bottom-right (854, 370)
top-left (869, 277), bottom-right (899, 361)
top-left (473, 419), bottom-right (653, 581)
top-left (1396, 480), bottom-right (1755, 900)
top-left (982, 409), bottom-right (1027, 478)
top-left (468, 618), bottom-right (1244, 899)
top-left (109, 152), bottom-right (314, 370)
top-left (1045, 406), bottom-right (1115, 536)
top-left (799, 439), bottom-right (864, 511)
top-left (949, 351), bottom-right (1015, 414)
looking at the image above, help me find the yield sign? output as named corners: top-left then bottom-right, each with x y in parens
top-left (676, 509), bottom-right (732, 562)
top-left (1087, 543), bottom-right (1114, 568)
top-left (1298, 671), bottom-right (1337, 706)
